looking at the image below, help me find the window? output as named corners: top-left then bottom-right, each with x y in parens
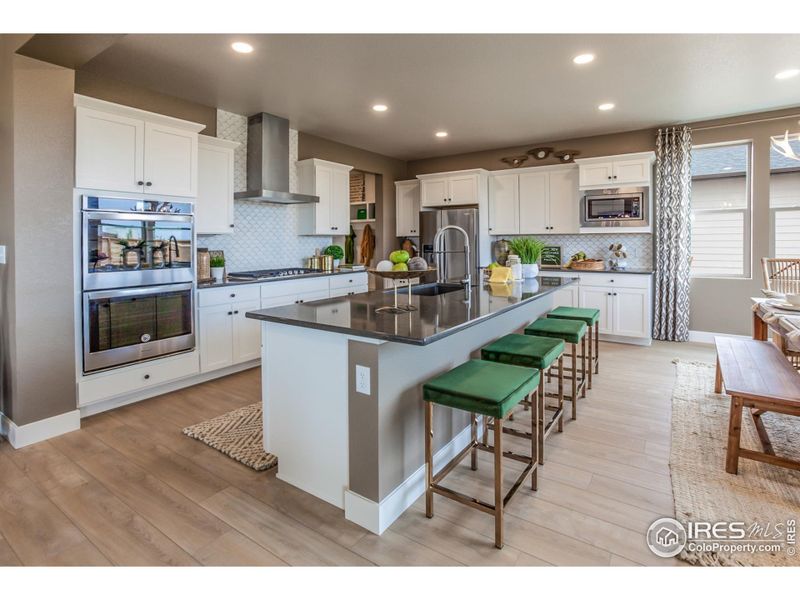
top-left (769, 135), bottom-right (800, 258)
top-left (690, 143), bottom-right (752, 278)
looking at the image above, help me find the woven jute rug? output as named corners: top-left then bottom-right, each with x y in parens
top-left (183, 403), bottom-right (277, 471)
top-left (670, 360), bottom-right (800, 566)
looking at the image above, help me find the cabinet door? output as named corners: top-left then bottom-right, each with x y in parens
top-left (295, 289), bottom-right (331, 304)
top-left (612, 158), bottom-right (651, 185)
top-left (395, 183), bottom-right (420, 236)
top-left (330, 168), bottom-right (350, 234)
top-left (518, 172), bottom-right (549, 234)
top-left (75, 107), bottom-right (144, 193)
top-left (488, 174), bottom-right (519, 235)
top-left (549, 284), bottom-right (579, 309)
top-left (314, 166), bottom-right (334, 234)
top-left (579, 285), bottom-right (614, 335)
top-left (199, 305), bottom-right (233, 373)
top-left (143, 122), bottom-right (198, 197)
top-left (612, 287), bottom-right (650, 338)
top-left (447, 174), bottom-right (479, 206)
top-left (195, 143), bottom-right (234, 234)
top-left (578, 162), bottom-right (614, 188)
top-left (547, 168), bottom-right (580, 234)
top-left (420, 178), bottom-right (448, 208)
top-left (232, 300), bottom-right (262, 364)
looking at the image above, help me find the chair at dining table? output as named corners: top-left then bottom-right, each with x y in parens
top-left (760, 257), bottom-right (800, 370)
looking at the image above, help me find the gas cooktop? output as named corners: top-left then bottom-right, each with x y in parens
top-left (226, 268), bottom-right (322, 281)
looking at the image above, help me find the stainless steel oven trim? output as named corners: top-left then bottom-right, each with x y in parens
top-left (82, 210), bottom-right (194, 290)
top-left (81, 195), bottom-right (194, 215)
top-left (82, 282), bottom-right (195, 374)
top-left (580, 190), bottom-right (648, 228)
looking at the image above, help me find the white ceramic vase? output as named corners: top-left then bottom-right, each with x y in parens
top-left (521, 263), bottom-right (539, 279)
top-left (211, 267), bottom-right (225, 282)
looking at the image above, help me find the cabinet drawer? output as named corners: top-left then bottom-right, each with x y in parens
top-left (199, 284), bottom-right (260, 307)
top-left (79, 350), bottom-right (199, 406)
top-left (261, 277), bottom-right (330, 299)
top-left (331, 284), bottom-right (369, 298)
top-left (548, 271), bottom-right (651, 290)
top-left (329, 272), bottom-right (368, 291)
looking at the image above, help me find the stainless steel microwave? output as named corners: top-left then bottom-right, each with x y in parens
top-left (580, 188), bottom-right (648, 228)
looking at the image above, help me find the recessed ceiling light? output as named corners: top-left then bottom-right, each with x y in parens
top-left (372, 104), bottom-right (388, 112)
top-left (435, 131), bottom-right (448, 138)
top-left (573, 53), bottom-right (595, 65)
top-left (231, 42), bottom-right (254, 54)
top-left (775, 68), bottom-right (800, 80)
top-left (598, 103), bottom-right (615, 111)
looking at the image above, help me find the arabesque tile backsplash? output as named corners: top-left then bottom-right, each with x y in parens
top-left (498, 233), bottom-right (653, 270)
top-left (197, 109), bottom-right (332, 272)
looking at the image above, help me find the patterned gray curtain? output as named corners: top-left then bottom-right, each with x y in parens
top-left (653, 126), bottom-right (692, 342)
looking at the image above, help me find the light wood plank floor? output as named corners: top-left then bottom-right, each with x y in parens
top-left (0, 340), bottom-right (715, 566)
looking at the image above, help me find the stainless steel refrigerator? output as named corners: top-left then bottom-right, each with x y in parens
top-left (420, 207), bottom-right (480, 285)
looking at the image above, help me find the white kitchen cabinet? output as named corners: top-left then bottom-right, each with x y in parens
top-left (195, 135), bottom-right (239, 234)
top-left (548, 282), bottom-right (579, 308)
top-left (395, 180), bottom-right (421, 236)
top-left (297, 159), bottom-right (353, 235)
top-left (232, 300), bottom-right (262, 363)
top-left (488, 173), bottom-right (519, 235)
top-left (418, 169), bottom-right (487, 208)
top-left (578, 286), bottom-right (615, 335)
top-left (612, 287), bottom-right (650, 338)
top-left (489, 165), bottom-right (578, 235)
top-left (199, 303), bottom-right (235, 372)
top-left (576, 152), bottom-right (654, 189)
top-left (74, 95), bottom-right (204, 197)
top-left (75, 107), bottom-right (145, 194)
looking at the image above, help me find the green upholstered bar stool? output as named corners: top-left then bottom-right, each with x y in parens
top-left (547, 306), bottom-right (601, 390)
top-left (481, 334), bottom-right (565, 465)
top-left (524, 317), bottom-right (587, 420)
top-left (423, 359), bottom-right (540, 549)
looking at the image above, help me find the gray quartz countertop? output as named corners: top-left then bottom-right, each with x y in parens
top-left (246, 275), bottom-right (578, 345)
top-left (541, 267), bottom-right (654, 275)
top-left (198, 269), bottom-right (366, 289)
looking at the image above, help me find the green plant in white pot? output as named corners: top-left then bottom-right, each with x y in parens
top-left (507, 237), bottom-right (545, 279)
top-left (210, 255), bottom-right (225, 282)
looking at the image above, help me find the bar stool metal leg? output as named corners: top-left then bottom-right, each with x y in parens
top-left (595, 321), bottom-right (599, 375)
top-left (557, 354), bottom-right (565, 432)
top-left (470, 412), bottom-right (478, 471)
top-left (494, 416), bottom-right (503, 549)
top-left (587, 325), bottom-right (593, 390)
top-left (571, 343), bottom-right (577, 420)
top-left (425, 401), bottom-right (434, 518)
top-left (581, 336), bottom-right (587, 398)
top-left (537, 383), bottom-right (545, 466)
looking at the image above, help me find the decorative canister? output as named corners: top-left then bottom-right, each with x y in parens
top-left (320, 254), bottom-right (334, 272)
top-left (197, 248), bottom-right (211, 281)
top-left (307, 256), bottom-right (322, 270)
top-left (506, 254), bottom-right (523, 281)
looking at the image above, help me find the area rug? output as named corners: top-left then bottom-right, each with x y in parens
top-left (183, 403), bottom-right (277, 471)
top-left (670, 360), bottom-right (800, 566)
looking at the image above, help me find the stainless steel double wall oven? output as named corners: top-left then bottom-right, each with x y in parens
top-left (81, 196), bottom-right (195, 373)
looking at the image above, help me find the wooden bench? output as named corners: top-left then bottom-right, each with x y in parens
top-left (715, 337), bottom-right (800, 474)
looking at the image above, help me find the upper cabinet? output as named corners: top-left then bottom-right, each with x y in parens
top-left (297, 159), bottom-right (353, 235)
top-left (488, 165), bottom-right (579, 235)
top-left (195, 135), bottom-right (240, 235)
top-left (395, 179), bottom-right (420, 237)
top-left (418, 169), bottom-right (488, 208)
top-left (575, 152), bottom-right (655, 189)
top-left (74, 95), bottom-right (204, 198)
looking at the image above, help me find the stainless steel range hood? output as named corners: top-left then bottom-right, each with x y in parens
top-left (234, 112), bottom-right (319, 204)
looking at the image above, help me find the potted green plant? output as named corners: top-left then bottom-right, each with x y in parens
top-left (507, 237), bottom-right (546, 279)
top-left (323, 245), bottom-right (345, 269)
top-left (210, 255), bottom-right (225, 282)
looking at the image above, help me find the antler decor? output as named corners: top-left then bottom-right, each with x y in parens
top-left (554, 149), bottom-right (580, 163)
top-left (527, 147), bottom-right (554, 160)
top-left (500, 155), bottom-right (529, 168)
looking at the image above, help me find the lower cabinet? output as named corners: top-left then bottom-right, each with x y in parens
top-left (578, 286), bottom-right (615, 336)
top-left (199, 299), bottom-right (262, 373)
top-left (548, 283), bottom-right (580, 309)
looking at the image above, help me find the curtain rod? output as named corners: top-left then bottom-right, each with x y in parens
top-left (687, 112), bottom-right (800, 132)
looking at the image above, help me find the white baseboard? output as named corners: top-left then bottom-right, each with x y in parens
top-left (344, 422), bottom-right (479, 535)
top-left (0, 409), bottom-right (81, 449)
top-left (598, 333), bottom-right (652, 347)
top-left (79, 360), bottom-right (259, 418)
top-left (688, 330), bottom-right (750, 345)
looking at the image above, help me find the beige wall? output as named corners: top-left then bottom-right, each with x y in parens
top-left (75, 70), bottom-right (217, 136)
top-left (408, 108), bottom-right (800, 336)
top-left (298, 132), bottom-right (408, 265)
top-left (6, 56), bottom-right (77, 425)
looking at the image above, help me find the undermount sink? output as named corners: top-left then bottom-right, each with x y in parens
top-left (410, 283), bottom-right (466, 297)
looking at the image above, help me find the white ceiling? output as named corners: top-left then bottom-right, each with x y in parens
top-left (79, 34), bottom-right (800, 160)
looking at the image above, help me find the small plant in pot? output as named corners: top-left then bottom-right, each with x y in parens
top-left (323, 245), bottom-right (345, 269)
top-left (507, 237), bottom-right (546, 279)
top-left (210, 255), bottom-right (225, 282)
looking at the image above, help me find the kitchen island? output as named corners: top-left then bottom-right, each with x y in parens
top-left (246, 275), bottom-right (577, 534)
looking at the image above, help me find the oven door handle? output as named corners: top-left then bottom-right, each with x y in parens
top-left (84, 282), bottom-right (194, 301)
top-left (83, 210), bottom-right (193, 223)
